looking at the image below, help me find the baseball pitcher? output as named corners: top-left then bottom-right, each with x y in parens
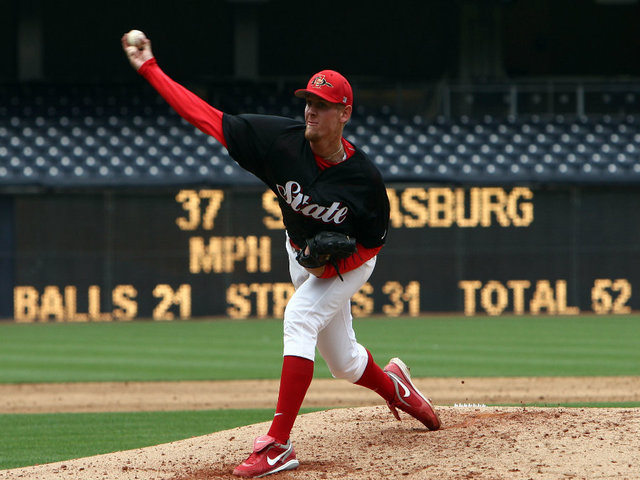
top-left (122, 31), bottom-right (440, 478)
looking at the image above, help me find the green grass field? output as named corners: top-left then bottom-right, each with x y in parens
top-left (0, 315), bottom-right (638, 470)
top-left (2, 315), bottom-right (639, 383)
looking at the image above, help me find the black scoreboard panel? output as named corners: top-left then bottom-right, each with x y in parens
top-left (8, 185), bottom-right (639, 321)
top-left (0, 195), bottom-right (14, 318)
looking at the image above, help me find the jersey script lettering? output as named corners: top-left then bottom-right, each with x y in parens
top-left (276, 181), bottom-right (348, 224)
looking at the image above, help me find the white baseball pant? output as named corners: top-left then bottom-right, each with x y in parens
top-left (283, 234), bottom-right (376, 383)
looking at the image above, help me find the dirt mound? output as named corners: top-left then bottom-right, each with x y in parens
top-left (2, 406), bottom-right (638, 480)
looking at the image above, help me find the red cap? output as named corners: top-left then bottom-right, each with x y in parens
top-left (294, 70), bottom-right (353, 107)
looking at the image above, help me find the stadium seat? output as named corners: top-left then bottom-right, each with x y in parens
top-left (1, 83), bottom-right (640, 187)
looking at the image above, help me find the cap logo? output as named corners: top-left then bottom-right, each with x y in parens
top-left (310, 75), bottom-right (333, 89)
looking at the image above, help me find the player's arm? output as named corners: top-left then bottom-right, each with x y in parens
top-left (121, 32), bottom-right (226, 147)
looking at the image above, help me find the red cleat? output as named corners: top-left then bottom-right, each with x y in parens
top-left (384, 357), bottom-right (441, 430)
top-left (233, 435), bottom-right (299, 478)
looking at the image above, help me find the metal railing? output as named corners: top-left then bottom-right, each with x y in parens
top-left (441, 81), bottom-right (640, 118)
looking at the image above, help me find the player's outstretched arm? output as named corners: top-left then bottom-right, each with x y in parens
top-left (121, 30), bottom-right (154, 71)
top-left (119, 30), bottom-right (227, 147)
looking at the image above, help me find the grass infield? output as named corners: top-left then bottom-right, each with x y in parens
top-left (0, 314), bottom-right (638, 469)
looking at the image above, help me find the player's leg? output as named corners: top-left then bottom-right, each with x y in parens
top-left (267, 255), bottom-right (376, 442)
top-left (281, 237), bottom-right (377, 363)
top-left (315, 264), bottom-right (441, 431)
top-left (234, 241), bottom-right (311, 477)
top-left (287, 251), bottom-right (393, 397)
top-left (234, 239), bottom-right (374, 477)
top-left (317, 308), bottom-right (440, 430)
top-left (263, 238), bottom-right (318, 446)
top-left (314, 289), bottom-right (395, 399)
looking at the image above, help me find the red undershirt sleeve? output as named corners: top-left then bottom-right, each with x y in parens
top-left (319, 244), bottom-right (383, 279)
top-left (137, 58), bottom-right (227, 148)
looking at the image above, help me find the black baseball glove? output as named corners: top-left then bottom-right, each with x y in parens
top-left (296, 231), bottom-right (357, 280)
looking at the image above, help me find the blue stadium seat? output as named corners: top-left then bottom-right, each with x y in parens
top-left (1, 83), bottom-right (640, 187)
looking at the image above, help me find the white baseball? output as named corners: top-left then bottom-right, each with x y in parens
top-left (126, 29), bottom-right (146, 48)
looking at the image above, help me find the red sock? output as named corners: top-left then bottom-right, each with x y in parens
top-left (355, 349), bottom-right (395, 402)
top-left (267, 355), bottom-right (314, 444)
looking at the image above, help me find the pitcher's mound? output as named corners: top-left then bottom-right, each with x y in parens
top-left (2, 406), bottom-right (638, 480)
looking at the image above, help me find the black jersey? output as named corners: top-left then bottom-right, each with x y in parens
top-left (222, 114), bottom-right (390, 249)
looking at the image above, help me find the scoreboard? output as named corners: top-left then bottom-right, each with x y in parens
top-left (3, 184), bottom-right (639, 321)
